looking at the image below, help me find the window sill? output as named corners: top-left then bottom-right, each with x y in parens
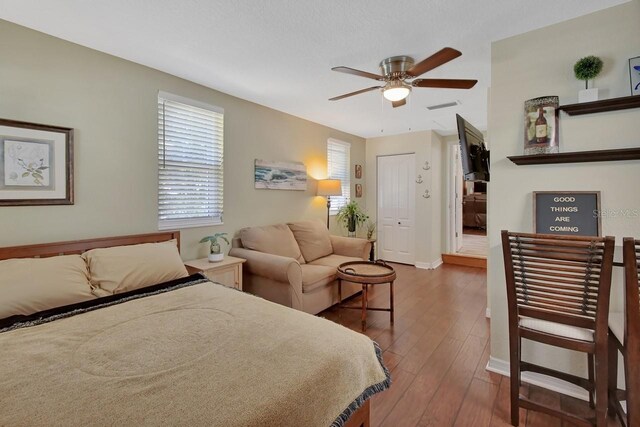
top-left (158, 217), bottom-right (223, 231)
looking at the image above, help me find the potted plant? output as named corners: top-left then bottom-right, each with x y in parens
top-left (365, 220), bottom-right (376, 240)
top-left (200, 233), bottom-right (230, 262)
top-left (336, 201), bottom-right (368, 237)
top-left (574, 55), bottom-right (603, 103)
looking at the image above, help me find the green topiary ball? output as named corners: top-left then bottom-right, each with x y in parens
top-left (574, 56), bottom-right (603, 81)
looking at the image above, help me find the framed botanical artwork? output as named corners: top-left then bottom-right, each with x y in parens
top-left (630, 56), bottom-right (640, 96)
top-left (0, 119), bottom-right (74, 206)
top-left (355, 183), bottom-right (363, 198)
top-left (355, 164), bottom-right (362, 179)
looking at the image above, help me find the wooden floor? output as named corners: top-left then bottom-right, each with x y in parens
top-left (320, 263), bottom-right (622, 427)
top-left (459, 233), bottom-right (487, 257)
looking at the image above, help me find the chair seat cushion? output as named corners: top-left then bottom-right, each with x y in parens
top-left (609, 311), bottom-right (624, 343)
top-left (309, 254), bottom-right (362, 269)
top-left (519, 317), bottom-right (594, 342)
top-left (301, 264), bottom-right (336, 293)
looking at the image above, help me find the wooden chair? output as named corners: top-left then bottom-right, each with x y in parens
top-left (501, 231), bottom-right (615, 427)
top-left (608, 237), bottom-right (640, 427)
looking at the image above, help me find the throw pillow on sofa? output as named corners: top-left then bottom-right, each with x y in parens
top-left (288, 220), bottom-right (333, 263)
top-left (240, 224), bottom-right (305, 263)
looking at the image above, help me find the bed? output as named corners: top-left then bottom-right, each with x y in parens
top-left (0, 231), bottom-right (390, 427)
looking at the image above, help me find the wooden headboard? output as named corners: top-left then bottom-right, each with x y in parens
top-left (0, 231), bottom-right (181, 261)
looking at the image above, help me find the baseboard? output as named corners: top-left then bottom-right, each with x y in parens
top-left (415, 258), bottom-right (443, 270)
top-left (486, 356), bottom-right (589, 401)
top-left (485, 308), bottom-right (491, 318)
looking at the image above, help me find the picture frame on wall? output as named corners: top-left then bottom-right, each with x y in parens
top-left (355, 164), bottom-right (362, 179)
top-left (254, 159), bottom-right (307, 191)
top-left (533, 191), bottom-right (601, 237)
top-left (0, 119), bottom-right (74, 206)
top-left (355, 183), bottom-right (362, 198)
top-left (630, 56), bottom-right (640, 96)
top-left (523, 96), bottom-right (559, 155)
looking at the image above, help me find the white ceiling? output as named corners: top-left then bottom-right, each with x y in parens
top-left (0, 0), bottom-right (628, 138)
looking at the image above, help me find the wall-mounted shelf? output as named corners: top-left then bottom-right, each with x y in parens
top-left (558, 95), bottom-right (640, 116)
top-left (508, 147), bottom-right (640, 165)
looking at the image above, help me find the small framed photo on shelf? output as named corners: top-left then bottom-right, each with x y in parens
top-left (524, 96), bottom-right (559, 155)
top-left (533, 191), bottom-right (601, 237)
top-left (0, 119), bottom-right (74, 206)
top-left (630, 56), bottom-right (640, 96)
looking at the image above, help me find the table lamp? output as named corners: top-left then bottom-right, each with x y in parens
top-left (317, 179), bottom-right (342, 228)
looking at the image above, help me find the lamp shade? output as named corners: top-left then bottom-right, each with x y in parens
top-left (383, 80), bottom-right (411, 101)
top-left (317, 179), bottom-right (342, 197)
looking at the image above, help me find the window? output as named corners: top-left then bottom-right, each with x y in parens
top-left (327, 138), bottom-right (351, 214)
top-left (157, 91), bottom-right (224, 230)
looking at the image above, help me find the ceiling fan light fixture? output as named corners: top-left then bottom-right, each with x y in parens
top-left (383, 81), bottom-right (411, 102)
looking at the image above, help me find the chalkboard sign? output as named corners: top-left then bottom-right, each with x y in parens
top-left (533, 191), bottom-right (601, 236)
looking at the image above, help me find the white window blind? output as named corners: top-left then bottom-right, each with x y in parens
top-left (327, 138), bottom-right (351, 214)
top-left (157, 92), bottom-right (224, 230)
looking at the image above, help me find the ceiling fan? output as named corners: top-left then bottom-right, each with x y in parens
top-left (329, 47), bottom-right (477, 108)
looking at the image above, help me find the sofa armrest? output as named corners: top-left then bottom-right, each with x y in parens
top-left (330, 235), bottom-right (372, 260)
top-left (229, 248), bottom-right (302, 285)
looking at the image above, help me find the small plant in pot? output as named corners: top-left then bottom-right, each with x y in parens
top-left (200, 233), bottom-right (230, 263)
top-left (336, 201), bottom-right (368, 237)
top-left (365, 220), bottom-right (376, 240)
top-left (574, 55), bottom-right (603, 103)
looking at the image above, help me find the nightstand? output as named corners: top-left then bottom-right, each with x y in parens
top-left (184, 256), bottom-right (246, 290)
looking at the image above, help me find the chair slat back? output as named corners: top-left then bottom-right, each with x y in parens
top-left (502, 231), bottom-right (615, 332)
top-left (623, 238), bottom-right (640, 343)
top-left (622, 238), bottom-right (640, 427)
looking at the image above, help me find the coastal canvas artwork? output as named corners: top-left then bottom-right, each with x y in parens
top-left (254, 159), bottom-right (307, 191)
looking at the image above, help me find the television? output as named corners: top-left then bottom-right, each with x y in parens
top-left (456, 114), bottom-right (489, 182)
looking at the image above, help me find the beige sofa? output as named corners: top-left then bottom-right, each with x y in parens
top-left (229, 220), bottom-right (372, 315)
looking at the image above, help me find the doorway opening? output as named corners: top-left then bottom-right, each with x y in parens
top-left (447, 143), bottom-right (487, 259)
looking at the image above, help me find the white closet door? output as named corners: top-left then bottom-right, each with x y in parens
top-left (377, 154), bottom-right (416, 264)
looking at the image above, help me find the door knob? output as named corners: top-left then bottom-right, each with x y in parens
top-left (398, 222), bottom-right (401, 225)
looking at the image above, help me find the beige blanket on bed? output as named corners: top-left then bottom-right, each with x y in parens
top-left (0, 281), bottom-right (388, 427)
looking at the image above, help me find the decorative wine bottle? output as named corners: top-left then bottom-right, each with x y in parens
top-left (535, 107), bottom-right (548, 144)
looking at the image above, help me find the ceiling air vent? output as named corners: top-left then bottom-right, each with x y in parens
top-left (426, 100), bottom-right (460, 111)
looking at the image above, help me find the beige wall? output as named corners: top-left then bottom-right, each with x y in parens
top-left (0, 20), bottom-right (365, 260)
top-left (489, 0), bottom-right (640, 376)
top-left (365, 130), bottom-right (445, 267)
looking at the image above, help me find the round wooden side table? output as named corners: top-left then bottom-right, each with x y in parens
top-left (336, 260), bottom-right (396, 331)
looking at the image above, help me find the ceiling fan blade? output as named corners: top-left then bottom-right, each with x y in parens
top-left (412, 78), bottom-right (478, 89)
top-left (392, 99), bottom-right (406, 108)
top-left (406, 47), bottom-right (462, 77)
top-left (331, 66), bottom-right (384, 81)
top-left (329, 86), bottom-right (382, 101)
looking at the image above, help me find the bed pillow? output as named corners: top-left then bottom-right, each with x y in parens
top-left (83, 240), bottom-right (188, 294)
top-left (287, 220), bottom-right (333, 262)
top-left (0, 255), bottom-right (96, 319)
top-left (240, 224), bottom-right (305, 263)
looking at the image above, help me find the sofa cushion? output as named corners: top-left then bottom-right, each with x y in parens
top-left (301, 264), bottom-right (336, 293)
top-left (240, 224), bottom-right (304, 264)
top-left (309, 254), bottom-right (363, 269)
top-left (287, 220), bottom-right (333, 263)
